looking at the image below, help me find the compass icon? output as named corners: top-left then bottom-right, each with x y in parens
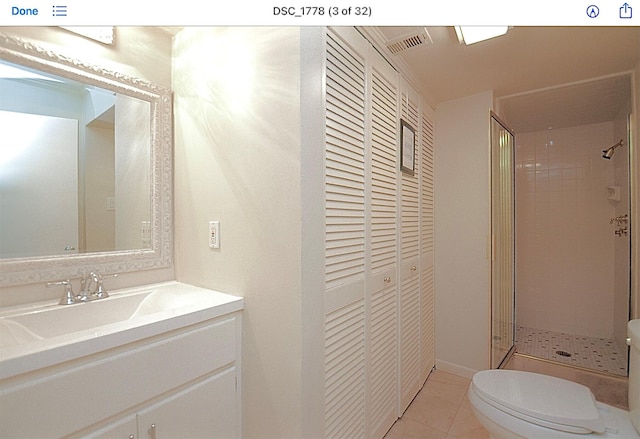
top-left (586, 5), bottom-right (600, 17)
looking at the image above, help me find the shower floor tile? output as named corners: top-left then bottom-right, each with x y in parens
top-left (516, 326), bottom-right (628, 377)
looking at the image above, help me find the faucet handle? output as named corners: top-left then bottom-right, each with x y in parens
top-left (47, 279), bottom-right (76, 305)
top-left (77, 274), bottom-right (95, 301)
top-left (92, 273), bottom-right (118, 299)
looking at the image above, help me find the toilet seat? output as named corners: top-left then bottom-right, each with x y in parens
top-left (472, 370), bottom-right (605, 434)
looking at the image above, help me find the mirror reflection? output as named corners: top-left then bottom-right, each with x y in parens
top-left (0, 60), bottom-right (151, 259)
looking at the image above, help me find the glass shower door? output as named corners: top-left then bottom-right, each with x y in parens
top-left (490, 112), bottom-right (515, 369)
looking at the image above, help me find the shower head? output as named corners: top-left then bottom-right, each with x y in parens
top-left (602, 139), bottom-right (624, 160)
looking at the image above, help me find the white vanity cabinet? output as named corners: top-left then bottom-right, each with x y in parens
top-left (0, 282), bottom-right (243, 439)
top-left (136, 369), bottom-right (237, 439)
top-left (89, 368), bottom-right (237, 439)
top-left (86, 416), bottom-right (137, 438)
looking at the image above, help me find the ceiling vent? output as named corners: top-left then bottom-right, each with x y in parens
top-left (385, 29), bottom-right (433, 54)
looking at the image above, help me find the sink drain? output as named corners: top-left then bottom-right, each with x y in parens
top-left (556, 350), bottom-right (572, 357)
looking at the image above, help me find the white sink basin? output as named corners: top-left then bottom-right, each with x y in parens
top-left (0, 281), bottom-right (243, 380)
top-left (2, 286), bottom-right (231, 344)
top-left (2, 293), bottom-right (148, 344)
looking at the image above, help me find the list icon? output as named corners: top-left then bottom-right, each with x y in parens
top-left (52, 5), bottom-right (67, 16)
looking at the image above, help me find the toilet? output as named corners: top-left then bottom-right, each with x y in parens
top-left (468, 319), bottom-right (640, 438)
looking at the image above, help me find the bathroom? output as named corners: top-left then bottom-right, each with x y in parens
top-left (0, 26), bottom-right (639, 438)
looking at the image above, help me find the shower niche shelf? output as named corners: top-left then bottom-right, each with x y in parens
top-left (607, 185), bottom-right (621, 201)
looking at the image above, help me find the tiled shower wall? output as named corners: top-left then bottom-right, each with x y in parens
top-left (515, 121), bottom-right (619, 339)
top-left (612, 113), bottom-right (630, 347)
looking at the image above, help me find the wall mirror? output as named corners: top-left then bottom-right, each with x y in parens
top-left (0, 32), bottom-right (172, 286)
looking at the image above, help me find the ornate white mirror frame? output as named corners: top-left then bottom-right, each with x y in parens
top-left (0, 32), bottom-right (173, 286)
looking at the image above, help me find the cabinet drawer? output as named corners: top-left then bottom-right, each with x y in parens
top-left (0, 316), bottom-right (238, 439)
top-left (137, 368), bottom-right (238, 439)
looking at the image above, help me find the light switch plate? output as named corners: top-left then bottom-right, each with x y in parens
top-left (209, 221), bottom-right (220, 249)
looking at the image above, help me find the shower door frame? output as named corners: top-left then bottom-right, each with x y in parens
top-left (490, 111), bottom-right (516, 369)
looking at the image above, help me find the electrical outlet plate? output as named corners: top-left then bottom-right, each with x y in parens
top-left (141, 221), bottom-right (151, 247)
top-left (209, 221), bottom-right (220, 249)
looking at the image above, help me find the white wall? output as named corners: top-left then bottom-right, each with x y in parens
top-left (172, 27), bottom-right (304, 439)
top-left (434, 90), bottom-right (493, 377)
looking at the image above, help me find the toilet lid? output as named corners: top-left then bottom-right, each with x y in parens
top-left (472, 370), bottom-right (605, 434)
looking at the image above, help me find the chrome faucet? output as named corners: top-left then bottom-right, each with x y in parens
top-left (615, 226), bottom-right (628, 237)
top-left (46, 279), bottom-right (76, 305)
top-left (93, 272), bottom-right (118, 299)
top-left (77, 273), bottom-right (95, 302)
top-left (610, 214), bottom-right (629, 225)
top-left (46, 272), bottom-right (118, 305)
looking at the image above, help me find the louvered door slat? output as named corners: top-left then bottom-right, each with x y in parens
top-left (324, 28), bottom-right (366, 439)
top-left (370, 70), bottom-right (398, 274)
top-left (420, 109), bottom-right (435, 378)
top-left (324, 46), bottom-right (365, 289)
top-left (325, 300), bottom-right (365, 439)
top-left (400, 95), bottom-right (421, 262)
top-left (421, 114), bottom-right (435, 253)
top-left (368, 66), bottom-right (398, 439)
top-left (400, 274), bottom-right (421, 411)
top-left (421, 264), bottom-right (435, 376)
top-left (399, 92), bottom-right (422, 413)
top-left (369, 285), bottom-right (397, 437)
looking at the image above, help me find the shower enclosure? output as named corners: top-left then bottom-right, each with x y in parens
top-left (490, 112), bottom-right (516, 369)
top-left (500, 74), bottom-right (633, 376)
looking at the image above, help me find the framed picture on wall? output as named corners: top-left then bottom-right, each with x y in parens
top-left (400, 119), bottom-right (416, 175)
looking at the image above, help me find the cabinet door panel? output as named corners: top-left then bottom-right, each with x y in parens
top-left (82, 415), bottom-right (137, 439)
top-left (137, 368), bottom-right (237, 439)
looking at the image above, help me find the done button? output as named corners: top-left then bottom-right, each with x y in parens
top-left (11, 6), bottom-right (39, 15)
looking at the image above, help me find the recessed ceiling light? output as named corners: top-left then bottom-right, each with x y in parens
top-left (454, 26), bottom-right (509, 45)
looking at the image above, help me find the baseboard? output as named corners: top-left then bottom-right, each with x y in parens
top-left (435, 359), bottom-right (479, 379)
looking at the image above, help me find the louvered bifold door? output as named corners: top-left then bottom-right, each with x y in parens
top-left (323, 28), bottom-right (367, 439)
top-left (398, 91), bottom-right (422, 413)
top-left (366, 59), bottom-right (399, 439)
top-left (419, 106), bottom-right (435, 382)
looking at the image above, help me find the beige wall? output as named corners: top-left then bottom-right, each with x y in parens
top-left (434, 90), bottom-right (493, 377)
top-left (172, 27), bottom-right (304, 439)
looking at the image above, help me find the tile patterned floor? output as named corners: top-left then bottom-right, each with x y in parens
top-left (516, 326), bottom-right (628, 376)
top-left (383, 353), bottom-right (629, 438)
top-left (384, 370), bottom-right (489, 439)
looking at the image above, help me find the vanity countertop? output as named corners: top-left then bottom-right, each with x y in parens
top-left (0, 281), bottom-right (243, 380)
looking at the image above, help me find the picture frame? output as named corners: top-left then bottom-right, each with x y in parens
top-left (400, 119), bottom-right (416, 175)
